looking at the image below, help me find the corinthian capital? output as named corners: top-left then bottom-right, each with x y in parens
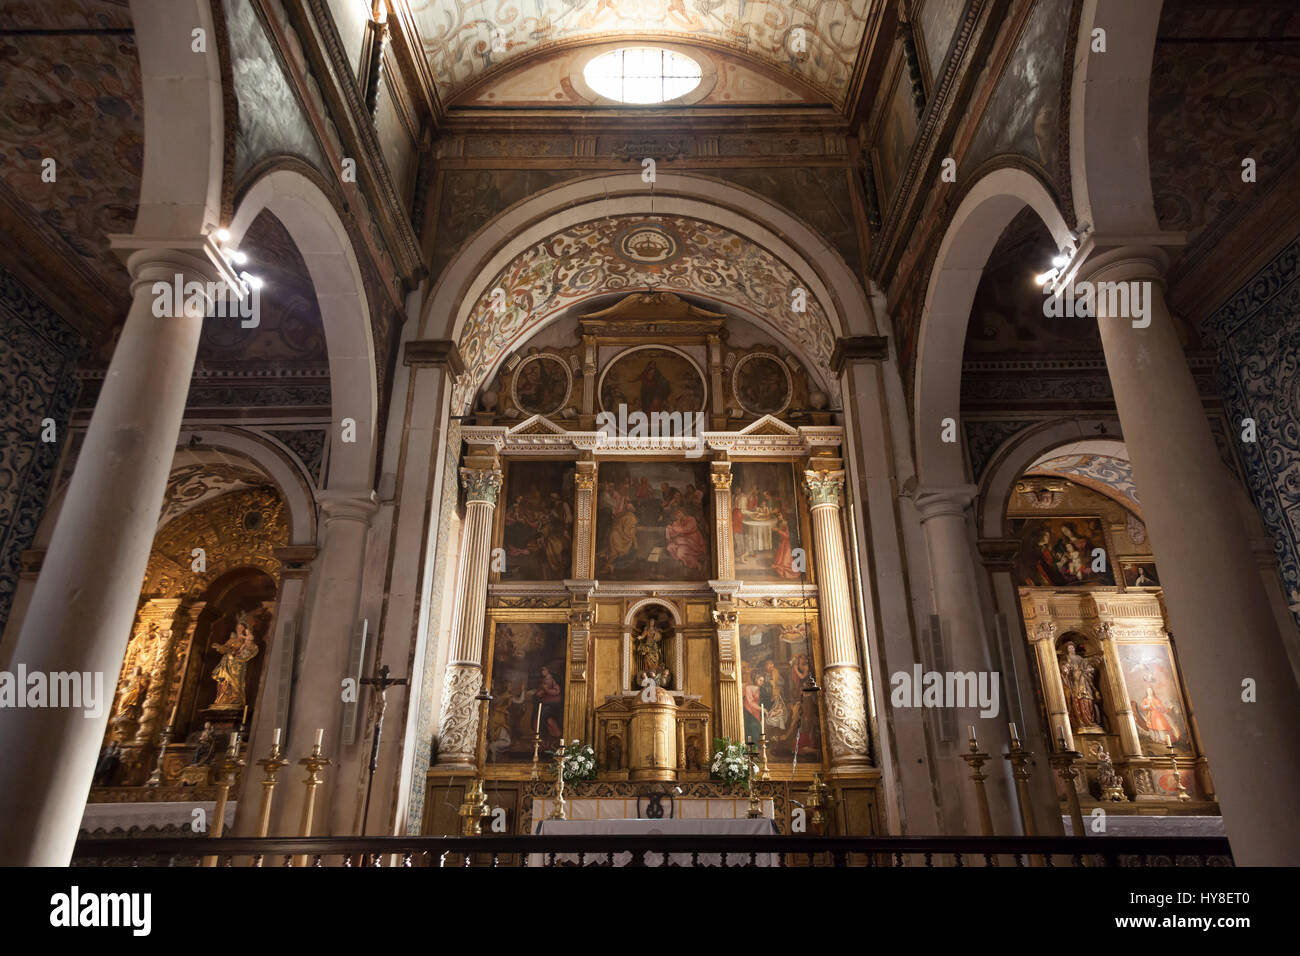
top-left (460, 467), bottom-right (503, 505)
top-left (802, 469), bottom-right (845, 508)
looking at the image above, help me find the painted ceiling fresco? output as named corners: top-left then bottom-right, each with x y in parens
top-left (409, 0), bottom-right (874, 106)
top-left (0, 0), bottom-right (141, 319)
top-left (1028, 454), bottom-right (1139, 510)
top-left (1148, 2), bottom-right (1300, 282)
top-left (453, 214), bottom-right (836, 412)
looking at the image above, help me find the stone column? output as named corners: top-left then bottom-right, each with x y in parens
top-left (914, 486), bottom-right (1020, 834)
top-left (1085, 245), bottom-right (1300, 864)
top-left (434, 467), bottom-right (502, 769)
top-left (802, 469), bottom-right (871, 772)
top-left (0, 242), bottom-right (227, 866)
top-left (282, 492), bottom-right (376, 834)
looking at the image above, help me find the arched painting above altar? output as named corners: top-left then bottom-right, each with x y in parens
top-left (598, 346), bottom-right (706, 414)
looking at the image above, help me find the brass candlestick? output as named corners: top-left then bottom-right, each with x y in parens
top-left (745, 738), bottom-right (763, 819)
top-left (1003, 724), bottom-right (1038, 837)
top-left (1169, 745), bottom-right (1191, 802)
top-left (548, 742), bottom-right (568, 820)
top-left (203, 733), bottom-right (245, 868)
top-left (458, 691), bottom-right (494, 836)
top-left (805, 772), bottom-right (830, 831)
top-left (146, 723), bottom-right (173, 788)
top-left (254, 734), bottom-right (290, 842)
top-left (758, 732), bottom-right (771, 781)
top-left (960, 728), bottom-right (995, 836)
top-left (295, 733), bottom-right (332, 866)
top-left (1048, 732), bottom-right (1086, 837)
top-left (529, 732), bottom-right (542, 780)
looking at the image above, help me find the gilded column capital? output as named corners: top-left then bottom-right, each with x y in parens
top-left (710, 470), bottom-right (733, 490)
top-left (460, 467), bottom-right (503, 505)
top-left (802, 469), bottom-right (845, 508)
top-left (574, 470), bottom-right (597, 491)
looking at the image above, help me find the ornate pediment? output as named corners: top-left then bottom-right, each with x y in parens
top-left (508, 414), bottom-right (568, 436)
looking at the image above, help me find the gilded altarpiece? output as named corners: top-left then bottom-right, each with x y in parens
top-left (1011, 479), bottom-right (1216, 814)
top-left (91, 488), bottom-right (287, 799)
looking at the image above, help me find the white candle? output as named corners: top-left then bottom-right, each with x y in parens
top-left (272, 727), bottom-right (281, 748)
top-left (760, 704), bottom-right (766, 735)
top-left (314, 728), bottom-right (324, 749)
top-left (1008, 722), bottom-right (1020, 746)
top-left (535, 702), bottom-right (542, 734)
top-left (968, 724), bottom-right (976, 743)
top-left (228, 731), bottom-right (240, 754)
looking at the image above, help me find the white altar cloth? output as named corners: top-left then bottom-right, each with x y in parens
top-left (529, 817), bottom-right (778, 867)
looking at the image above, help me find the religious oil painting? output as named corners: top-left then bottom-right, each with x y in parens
top-left (731, 462), bottom-right (805, 581)
top-left (1121, 561), bottom-right (1160, 588)
top-left (486, 622), bottom-right (568, 761)
top-left (595, 461), bottom-right (712, 580)
top-left (499, 461), bottom-right (574, 580)
top-left (733, 354), bottom-right (792, 416)
top-left (739, 622), bottom-right (822, 762)
top-left (512, 353), bottom-right (570, 416)
top-left (598, 346), bottom-right (706, 414)
top-left (1115, 642), bottom-right (1192, 756)
top-left (1013, 517), bottom-right (1115, 587)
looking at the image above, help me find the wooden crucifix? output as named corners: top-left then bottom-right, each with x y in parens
top-left (359, 663), bottom-right (407, 836)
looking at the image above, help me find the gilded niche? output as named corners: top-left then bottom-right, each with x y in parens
top-left (140, 488), bottom-right (287, 598)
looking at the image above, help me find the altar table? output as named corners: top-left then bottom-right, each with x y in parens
top-left (529, 817), bottom-right (778, 867)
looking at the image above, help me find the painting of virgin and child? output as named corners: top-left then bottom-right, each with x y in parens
top-left (1013, 517), bottom-right (1116, 587)
top-left (595, 461), bottom-right (712, 580)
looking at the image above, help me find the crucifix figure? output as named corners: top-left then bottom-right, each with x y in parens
top-left (360, 663), bottom-right (408, 835)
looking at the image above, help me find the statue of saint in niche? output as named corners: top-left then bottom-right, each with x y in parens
top-left (116, 666), bottom-right (150, 720)
top-left (634, 617), bottom-right (671, 693)
top-left (1059, 642), bottom-right (1104, 731)
top-left (210, 613), bottom-right (260, 710)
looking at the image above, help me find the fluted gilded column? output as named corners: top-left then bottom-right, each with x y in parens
top-left (435, 467), bottom-right (502, 769)
top-left (133, 599), bottom-right (184, 745)
top-left (1029, 621), bottom-right (1072, 748)
top-left (572, 461), bottom-right (596, 577)
top-left (802, 469), bottom-right (871, 772)
top-left (712, 605), bottom-right (742, 742)
top-left (710, 463), bottom-right (734, 579)
top-left (1094, 622), bottom-right (1143, 759)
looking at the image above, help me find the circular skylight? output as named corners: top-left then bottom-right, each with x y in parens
top-left (583, 48), bottom-right (702, 105)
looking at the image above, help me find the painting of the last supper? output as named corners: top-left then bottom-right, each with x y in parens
top-left (595, 461), bottom-right (712, 580)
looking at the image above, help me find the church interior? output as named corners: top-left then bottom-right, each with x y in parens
top-left (2, 0), bottom-right (1299, 875)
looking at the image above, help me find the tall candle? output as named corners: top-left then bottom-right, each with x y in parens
top-left (1008, 722), bottom-right (1020, 746)
top-left (273, 727), bottom-right (282, 748)
top-left (968, 724), bottom-right (977, 744)
top-left (535, 701), bottom-right (542, 735)
top-left (314, 728), bottom-right (324, 749)
top-left (760, 704), bottom-right (766, 735)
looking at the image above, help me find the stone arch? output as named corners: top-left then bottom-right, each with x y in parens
top-left (978, 421), bottom-right (1273, 547)
top-left (1068, 0), bottom-right (1165, 236)
top-left (914, 167), bottom-right (1075, 489)
top-left (419, 172), bottom-right (878, 413)
top-left (128, 0), bottom-right (225, 237)
top-left (624, 598), bottom-right (683, 627)
top-left (227, 166), bottom-right (378, 493)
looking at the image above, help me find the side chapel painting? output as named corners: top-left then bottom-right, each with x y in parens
top-left (1115, 642), bottom-right (1192, 756)
top-left (731, 462), bottom-right (804, 581)
top-left (486, 622), bottom-right (568, 761)
top-left (499, 461), bottom-right (574, 580)
top-left (739, 621), bottom-right (822, 761)
top-left (1014, 517), bottom-right (1115, 587)
top-left (596, 461), bottom-right (712, 580)
top-left (598, 346), bottom-right (706, 414)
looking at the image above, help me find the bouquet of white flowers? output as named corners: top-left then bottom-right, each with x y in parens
top-left (709, 737), bottom-right (757, 785)
top-left (559, 740), bottom-right (597, 783)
